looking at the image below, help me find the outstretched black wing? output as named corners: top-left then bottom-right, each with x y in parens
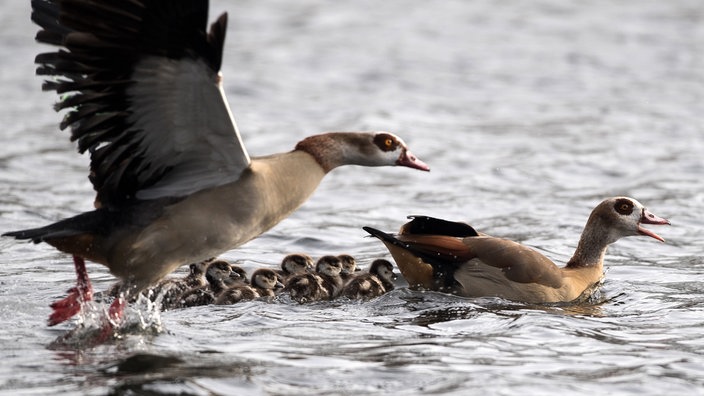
top-left (32, 0), bottom-right (250, 208)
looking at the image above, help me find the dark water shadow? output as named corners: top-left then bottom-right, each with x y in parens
top-left (391, 287), bottom-right (608, 328)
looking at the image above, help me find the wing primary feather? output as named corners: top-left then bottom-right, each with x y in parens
top-left (363, 226), bottom-right (467, 291)
top-left (32, 0), bottom-right (250, 208)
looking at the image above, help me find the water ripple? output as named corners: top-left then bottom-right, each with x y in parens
top-left (2, 0), bottom-right (704, 394)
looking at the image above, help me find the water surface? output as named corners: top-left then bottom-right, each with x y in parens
top-left (1, 0), bottom-right (703, 394)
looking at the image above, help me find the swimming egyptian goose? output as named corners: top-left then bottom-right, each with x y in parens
top-left (363, 197), bottom-right (670, 303)
top-left (340, 259), bottom-right (397, 300)
top-left (2, 1), bottom-right (429, 330)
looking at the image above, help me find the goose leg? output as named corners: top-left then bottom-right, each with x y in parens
top-left (93, 295), bottom-right (126, 342)
top-left (107, 296), bottom-right (125, 324)
top-left (48, 255), bottom-right (93, 326)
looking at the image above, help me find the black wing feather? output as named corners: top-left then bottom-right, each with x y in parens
top-left (363, 226), bottom-right (464, 291)
top-left (32, 0), bottom-right (229, 208)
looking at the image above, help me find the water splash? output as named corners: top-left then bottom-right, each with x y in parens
top-left (48, 293), bottom-right (165, 349)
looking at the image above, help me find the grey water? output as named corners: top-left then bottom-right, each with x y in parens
top-left (1, 0), bottom-right (703, 394)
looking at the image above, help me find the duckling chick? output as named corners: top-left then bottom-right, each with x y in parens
top-left (316, 255), bottom-right (344, 298)
top-left (282, 273), bottom-right (325, 303)
top-left (158, 260), bottom-right (210, 310)
top-left (103, 259), bottom-right (212, 308)
top-left (229, 264), bottom-right (250, 285)
top-left (171, 260), bottom-right (210, 292)
top-left (206, 261), bottom-right (248, 292)
top-left (177, 260), bottom-right (247, 308)
top-left (250, 268), bottom-right (284, 298)
top-left (217, 268), bottom-right (283, 304)
top-left (340, 259), bottom-right (397, 300)
top-left (284, 255), bottom-right (343, 303)
top-left (275, 253), bottom-right (314, 283)
top-left (337, 254), bottom-right (359, 284)
top-left (215, 284), bottom-right (259, 305)
top-left (184, 261), bottom-right (210, 288)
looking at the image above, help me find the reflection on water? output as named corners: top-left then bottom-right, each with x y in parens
top-left (408, 297), bottom-right (608, 328)
top-left (1, 0), bottom-right (703, 394)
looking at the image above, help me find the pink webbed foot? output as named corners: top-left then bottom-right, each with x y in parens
top-left (96, 296), bottom-right (126, 341)
top-left (48, 287), bottom-right (84, 326)
top-left (48, 255), bottom-right (94, 326)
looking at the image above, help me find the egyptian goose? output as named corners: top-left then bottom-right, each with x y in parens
top-left (284, 255), bottom-right (343, 303)
top-left (275, 253), bottom-right (314, 284)
top-left (363, 197), bottom-right (670, 303)
top-left (2, 0), bottom-right (429, 331)
top-left (341, 259), bottom-right (398, 300)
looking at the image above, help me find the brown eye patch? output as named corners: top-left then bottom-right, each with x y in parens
top-left (373, 133), bottom-right (399, 152)
top-left (614, 198), bottom-right (634, 215)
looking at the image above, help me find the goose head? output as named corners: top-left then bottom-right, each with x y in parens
top-left (567, 196), bottom-right (670, 268)
top-left (367, 132), bottom-right (429, 171)
top-left (295, 132), bottom-right (430, 172)
top-left (590, 196), bottom-right (670, 244)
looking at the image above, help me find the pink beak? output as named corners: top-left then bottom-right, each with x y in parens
top-left (637, 208), bottom-right (670, 242)
top-left (397, 150), bottom-right (430, 171)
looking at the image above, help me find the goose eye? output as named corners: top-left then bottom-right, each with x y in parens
top-left (614, 199), bottom-right (634, 215)
top-left (374, 133), bottom-right (399, 151)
